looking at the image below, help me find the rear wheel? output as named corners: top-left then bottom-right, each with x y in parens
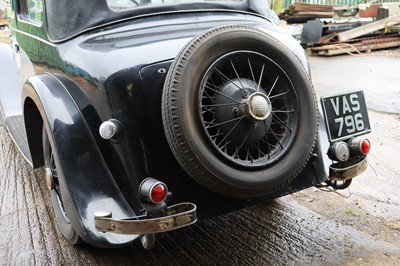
top-left (162, 25), bottom-right (318, 198)
top-left (42, 126), bottom-right (81, 244)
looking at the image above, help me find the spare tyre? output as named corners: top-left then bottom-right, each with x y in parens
top-left (162, 25), bottom-right (318, 198)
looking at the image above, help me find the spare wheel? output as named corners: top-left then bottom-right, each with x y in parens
top-left (162, 25), bottom-right (318, 198)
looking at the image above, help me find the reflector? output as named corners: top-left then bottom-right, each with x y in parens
top-left (150, 183), bottom-right (168, 203)
top-left (139, 178), bottom-right (168, 204)
top-left (361, 139), bottom-right (370, 155)
top-left (348, 137), bottom-right (370, 156)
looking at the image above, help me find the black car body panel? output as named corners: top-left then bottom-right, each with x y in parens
top-left (0, 0), bottom-right (370, 248)
top-left (23, 73), bottom-right (139, 246)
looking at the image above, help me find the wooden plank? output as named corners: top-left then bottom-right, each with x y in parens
top-left (310, 37), bottom-right (400, 56)
top-left (292, 11), bottom-right (332, 17)
top-left (337, 14), bottom-right (400, 41)
top-left (292, 2), bottom-right (333, 12)
top-left (387, 24), bottom-right (400, 33)
top-left (279, 2), bottom-right (334, 20)
top-left (0, 18), bottom-right (10, 26)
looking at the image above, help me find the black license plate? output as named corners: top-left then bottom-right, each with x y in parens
top-left (321, 91), bottom-right (371, 142)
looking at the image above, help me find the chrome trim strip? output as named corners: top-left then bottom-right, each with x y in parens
top-left (13, 28), bottom-right (56, 47)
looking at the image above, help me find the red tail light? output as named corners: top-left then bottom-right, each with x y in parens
top-left (361, 139), bottom-right (371, 155)
top-left (139, 178), bottom-right (168, 204)
top-left (348, 137), bottom-right (370, 156)
top-left (150, 183), bottom-right (168, 203)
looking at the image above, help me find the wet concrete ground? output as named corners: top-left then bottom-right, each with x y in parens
top-left (1, 50), bottom-right (400, 265)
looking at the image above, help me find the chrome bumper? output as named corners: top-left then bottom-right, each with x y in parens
top-left (328, 157), bottom-right (368, 181)
top-left (94, 202), bottom-right (197, 235)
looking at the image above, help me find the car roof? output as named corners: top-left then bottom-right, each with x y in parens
top-left (44, 0), bottom-right (270, 42)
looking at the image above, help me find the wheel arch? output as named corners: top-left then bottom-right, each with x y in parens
top-left (22, 73), bottom-right (138, 247)
top-left (23, 97), bottom-right (44, 168)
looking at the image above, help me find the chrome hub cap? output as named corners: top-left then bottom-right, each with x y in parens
top-left (246, 92), bottom-right (272, 121)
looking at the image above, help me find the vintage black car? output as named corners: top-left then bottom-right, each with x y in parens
top-left (0, 0), bottom-right (371, 249)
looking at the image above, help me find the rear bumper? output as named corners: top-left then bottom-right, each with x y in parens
top-left (328, 156), bottom-right (368, 181)
top-left (94, 202), bottom-right (197, 235)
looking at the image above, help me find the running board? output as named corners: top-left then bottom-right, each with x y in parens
top-left (5, 115), bottom-right (33, 165)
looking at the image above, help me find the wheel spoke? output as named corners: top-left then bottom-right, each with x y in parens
top-left (202, 87), bottom-right (217, 103)
top-left (248, 58), bottom-right (256, 84)
top-left (245, 146), bottom-right (253, 162)
top-left (233, 123), bottom-right (255, 158)
top-left (272, 113), bottom-right (292, 133)
top-left (250, 128), bottom-right (255, 162)
top-left (269, 90), bottom-right (289, 99)
top-left (202, 102), bottom-right (240, 108)
top-left (214, 68), bottom-right (245, 92)
top-left (206, 115), bottom-right (246, 129)
top-left (204, 82), bottom-right (242, 104)
top-left (265, 122), bottom-right (284, 149)
top-left (259, 137), bottom-right (271, 159)
top-left (210, 129), bottom-right (224, 141)
top-left (220, 139), bottom-right (231, 151)
top-left (216, 116), bottom-right (245, 146)
top-left (267, 75), bottom-right (279, 97)
top-left (272, 110), bottom-right (294, 114)
top-left (230, 59), bottom-right (245, 91)
top-left (256, 63), bottom-right (265, 92)
top-left (201, 106), bottom-right (216, 115)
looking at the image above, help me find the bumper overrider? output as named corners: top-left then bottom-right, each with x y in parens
top-left (94, 202), bottom-right (197, 235)
top-left (328, 156), bottom-right (368, 181)
top-left (94, 178), bottom-right (197, 236)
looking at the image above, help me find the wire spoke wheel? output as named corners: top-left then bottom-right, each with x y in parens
top-left (199, 51), bottom-right (298, 168)
top-left (43, 125), bottom-right (81, 244)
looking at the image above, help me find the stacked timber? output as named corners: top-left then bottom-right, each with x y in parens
top-left (279, 2), bottom-right (334, 23)
top-left (309, 13), bottom-right (400, 56)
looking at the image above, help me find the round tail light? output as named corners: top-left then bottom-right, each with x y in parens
top-left (348, 137), bottom-right (370, 156)
top-left (150, 183), bottom-right (168, 203)
top-left (139, 178), bottom-right (168, 204)
top-left (361, 139), bottom-right (371, 155)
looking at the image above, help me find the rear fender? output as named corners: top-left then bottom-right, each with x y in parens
top-left (22, 73), bottom-right (138, 247)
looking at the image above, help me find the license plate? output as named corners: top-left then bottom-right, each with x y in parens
top-left (321, 91), bottom-right (371, 142)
